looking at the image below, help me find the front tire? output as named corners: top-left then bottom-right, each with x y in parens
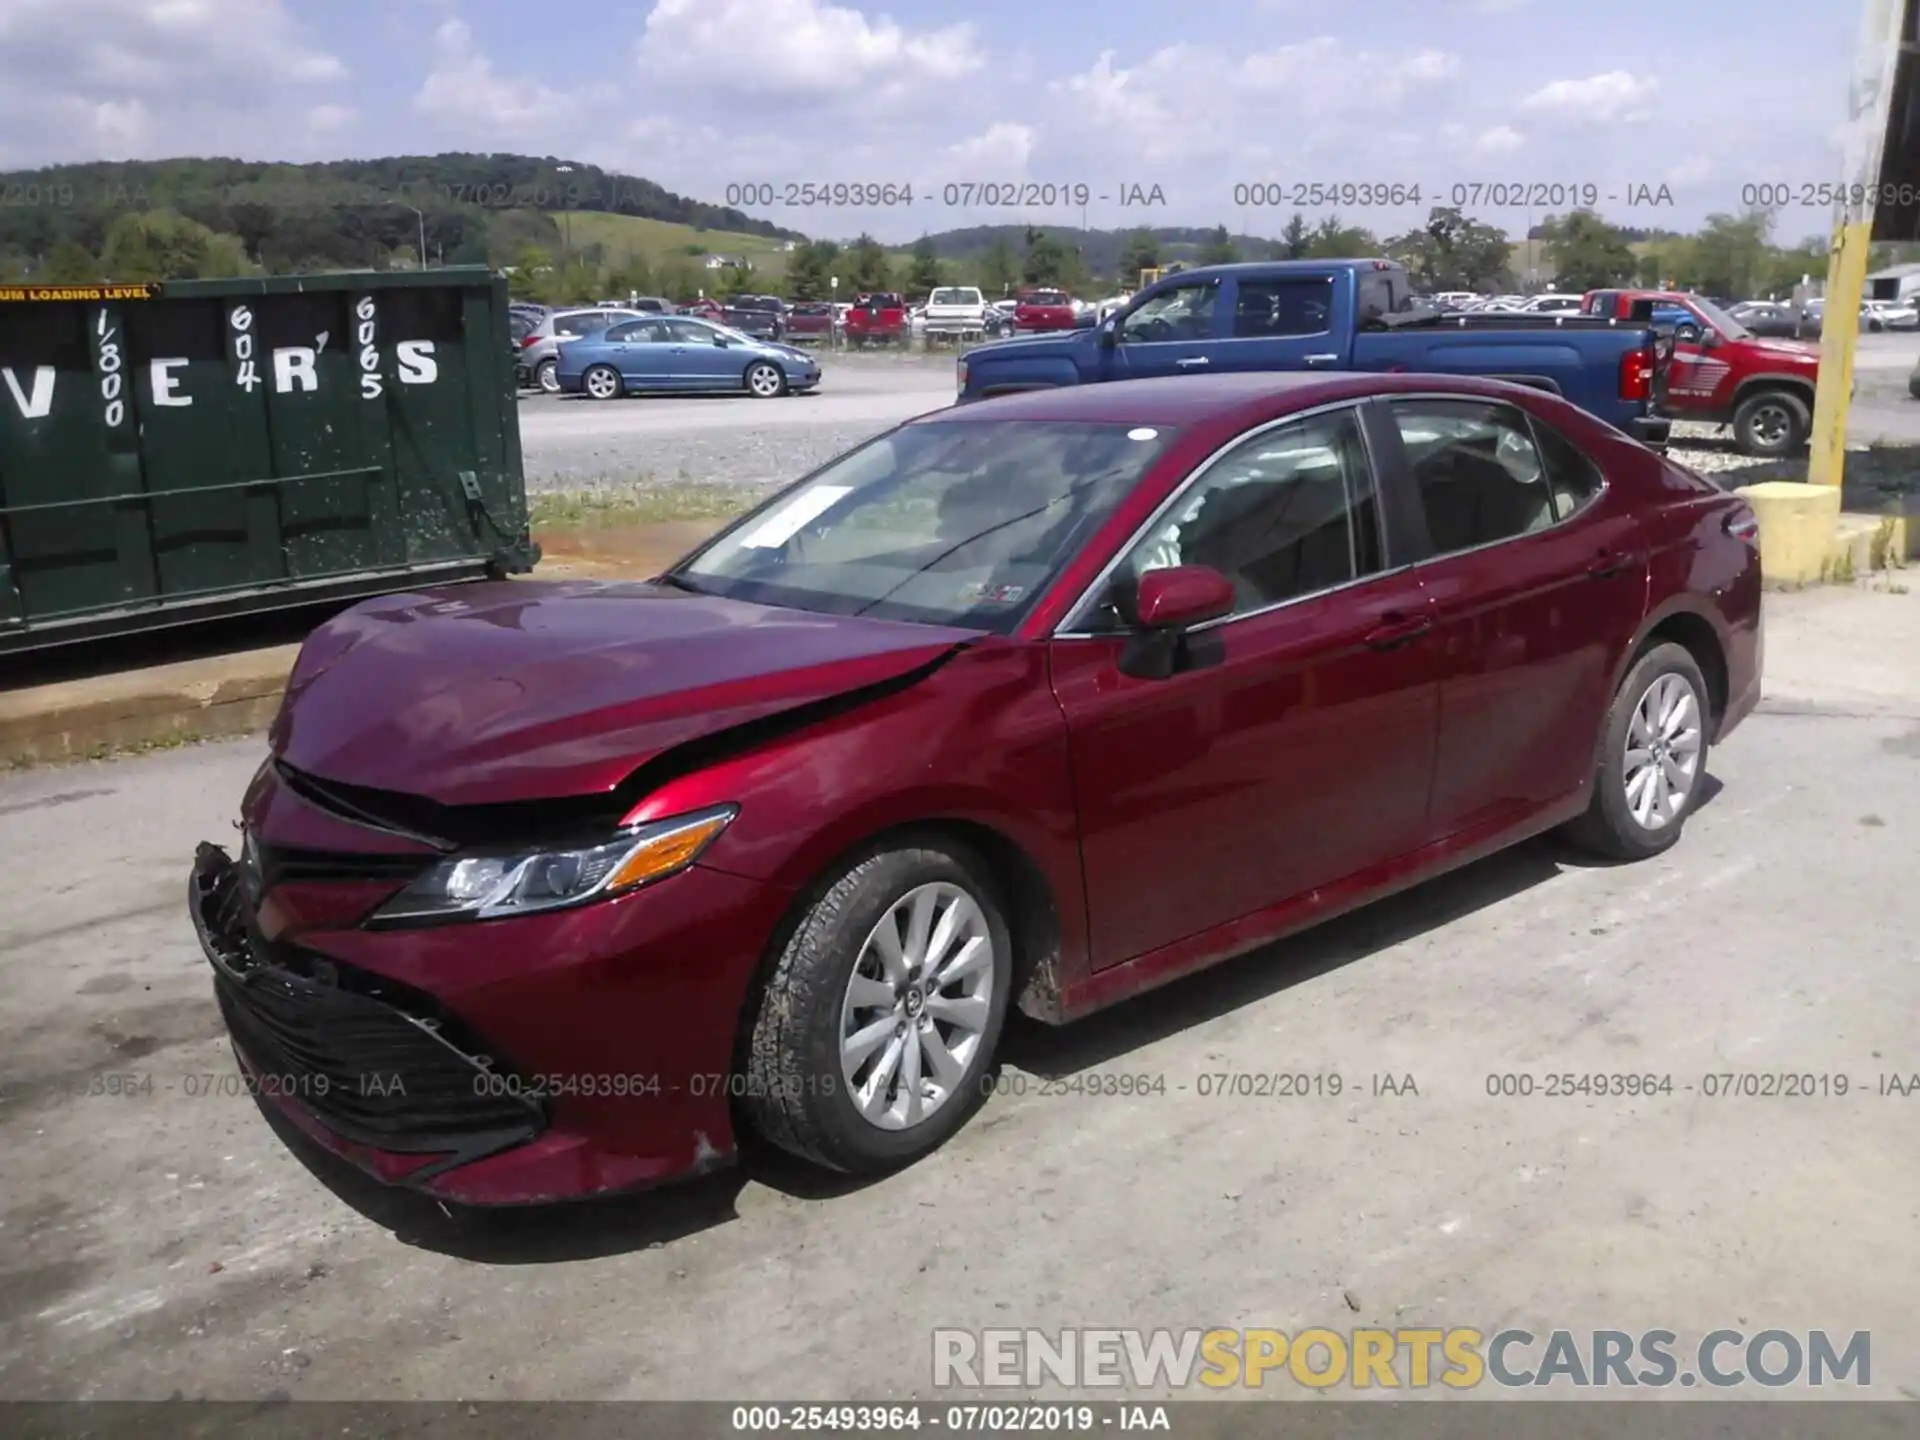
top-left (1561, 642), bottom-right (1711, 861)
top-left (742, 843), bottom-right (1013, 1174)
top-left (1732, 389), bottom-right (1809, 457)
top-left (745, 361), bottom-right (787, 398)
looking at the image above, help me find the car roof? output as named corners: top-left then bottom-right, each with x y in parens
top-left (921, 371), bottom-right (1553, 427)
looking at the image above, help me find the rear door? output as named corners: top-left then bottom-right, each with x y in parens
top-left (1213, 273), bottom-right (1346, 375)
top-left (1373, 396), bottom-right (1649, 841)
top-left (606, 319), bottom-right (673, 388)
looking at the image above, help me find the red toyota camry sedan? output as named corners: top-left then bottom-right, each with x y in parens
top-left (189, 372), bottom-right (1762, 1205)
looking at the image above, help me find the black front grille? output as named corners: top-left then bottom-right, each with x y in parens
top-left (190, 843), bottom-right (543, 1160)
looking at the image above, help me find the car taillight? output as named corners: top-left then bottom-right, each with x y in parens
top-left (520, 334), bottom-right (541, 347)
top-left (1725, 506), bottom-right (1760, 547)
top-left (1619, 345), bottom-right (1655, 401)
top-left (956, 359), bottom-right (968, 391)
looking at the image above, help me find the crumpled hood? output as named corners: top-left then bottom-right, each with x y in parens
top-left (272, 580), bottom-right (975, 806)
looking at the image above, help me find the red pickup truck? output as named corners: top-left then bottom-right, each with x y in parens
top-left (1014, 288), bottom-right (1078, 332)
top-left (1582, 289), bottom-right (1820, 456)
top-left (845, 292), bottom-right (908, 347)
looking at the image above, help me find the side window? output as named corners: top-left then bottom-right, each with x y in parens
top-left (1357, 272), bottom-right (1392, 324)
top-left (1118, 408), bottom-right (1383, 619)
top-left (1530, 415), bottom-right (1604, 520)
top-left (1120, 280), bottom-right (1219, 343)
top-left (1389, 399), bottom-right (1558, 556)
top-left (1231, 278), bottom-right (1335, 337)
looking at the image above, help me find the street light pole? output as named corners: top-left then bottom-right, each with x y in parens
top-left (556, 164), bottom-right (576, 267)
top-left (405, 205), bottom-right (426, 269)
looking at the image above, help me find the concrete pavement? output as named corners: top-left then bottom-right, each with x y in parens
top-left (0, 581), bottom-right (1916, 1404)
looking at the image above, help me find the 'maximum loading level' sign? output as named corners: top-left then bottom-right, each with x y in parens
top-left (0, 290), bottom-right (445, 426)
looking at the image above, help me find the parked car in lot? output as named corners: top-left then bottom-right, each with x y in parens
top-left (961, 260), bottom-right (1672, 444)
top-left (190, 368), bottom-right (1760, 1203)
top-left (680, 298), bottom-right (727, 322)
top-left (846, 292), bottom-right (909, 347)
top-left (518, 307), bottom-right (648, 393)
top-left (1728, 301), bottom-right (1820, 340)
top-left (724, 294), bottom-right (788, 341)
top-left (784, 301), bottom-right (838, 343)
top-left (1583, 288), bottom-right (1820, 456)
top-left (1015, 289), bottom-right (1079, 332)
top-left (922, 286), bottom-right (989, 341)
top-left (985, 301), bottom-right (1020, 338)
top-left (1523, 293), bottom-right (1586, 313)
top-left (1865, 298), bottom-right (1919, 330)
top-left (555, 315), bottom-right (820, 399)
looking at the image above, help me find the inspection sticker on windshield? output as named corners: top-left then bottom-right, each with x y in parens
top-left (1127, 428), bottom-right (1159, 441)
top-left (958, 581), bottom-right (1026, 604)
top-left (738, 486), bottom-right (852, 548)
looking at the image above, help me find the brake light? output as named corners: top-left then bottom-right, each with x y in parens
top-left (520, 333), bottom-right (541, 347)
top-left (1725, 507), bottom-right (1760, 546)
top-left (1619, 345), bottom-right (1655, 401)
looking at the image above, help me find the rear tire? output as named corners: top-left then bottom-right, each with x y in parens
top-left (1561, 642), bottom-right (1711, 862)
top-left (1732, 389), bottom-right (1809, 457)
top-left (582, 364), bottom-right (622, 400)
top-left (742, 842), bottom-right (1013, 1174)
top-left (536, 357), bottom-right (559, 394)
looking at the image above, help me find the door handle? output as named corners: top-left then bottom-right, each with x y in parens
top-left (1175, 356), bottom-right (1210, 367)
top-left (1587, 548), bottom-right (1643, 579)
top-left (1364, 614), bottom-right (1432, 650)
top-left (1304, 353), bottom-right (1340, 367)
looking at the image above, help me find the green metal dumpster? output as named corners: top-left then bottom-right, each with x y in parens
top-left (0, 267), bottom-right (538, 655)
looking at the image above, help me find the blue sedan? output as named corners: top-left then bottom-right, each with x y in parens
top-left (554, 315), bottom-right (821, 399)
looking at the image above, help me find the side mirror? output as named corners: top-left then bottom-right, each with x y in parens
top-left (1112, 566), bottom-right (1233, 680)
top-left (1132, 565), bottom-right (1235, 629)
top-left (713, 334), bottom-right (730, 346)
top-left (1098, 318), bottom-right (1120, 348)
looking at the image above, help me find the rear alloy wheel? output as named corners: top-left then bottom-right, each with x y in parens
top-left (743, 844), bottom-right (1012, 1173)
top-left (1562, 642), bottom-right (1710, 862)
top-left (745, 361), bottom-right (788, 398)
top-left (536, 357), bottom-right (560, 394)
top-left (582, 364), bottom-right (622, 400)
top-left (1732, 389), bottom-right (1809, 457)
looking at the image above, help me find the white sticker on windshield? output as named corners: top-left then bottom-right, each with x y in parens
top-left (738, 485), bottom-right (852, 548)
top-left (1127, 427), bottom-right (1159, 441)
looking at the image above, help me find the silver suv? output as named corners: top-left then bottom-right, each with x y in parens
top-left (518, 308), bottom-right (647, 393)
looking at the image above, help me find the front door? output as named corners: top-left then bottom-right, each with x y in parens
top-left (1051, 403), bottom-right (1442, 968)
top-left (665, 318), bottom-right (741, 388)
top-left (1105, 276), bottom-right (1225, 381)
top-left (1373, 396), bottom-right (1649, 840)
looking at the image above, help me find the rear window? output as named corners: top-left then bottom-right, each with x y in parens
top-left (1026, 291), bottom-right (1068, 305)
top-left (929, 288), bottom-right (982, 306)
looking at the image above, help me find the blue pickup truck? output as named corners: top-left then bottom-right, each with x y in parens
top-left (957, 259), bottom-right (1671, 444)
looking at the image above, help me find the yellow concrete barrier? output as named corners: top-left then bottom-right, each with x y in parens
top-left (1736, 481), bottom-right (1843, 585)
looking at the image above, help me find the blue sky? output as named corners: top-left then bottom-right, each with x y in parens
top-left (0, 0), bottom-right (1860, 246)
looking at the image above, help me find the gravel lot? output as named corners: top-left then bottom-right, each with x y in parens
top-left (517, 336), bottom-right (1920, 499)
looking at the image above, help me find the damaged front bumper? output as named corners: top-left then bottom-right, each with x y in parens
top-left (187, 828), bottom-right (769, 1205)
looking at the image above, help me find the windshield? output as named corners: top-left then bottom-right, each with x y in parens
top-left (1686, 295), bottom-right (1751, 340)
top-left (929, 288), bottom-right (980, 306)
top-left (673, 420), bottom-right (1179, 633)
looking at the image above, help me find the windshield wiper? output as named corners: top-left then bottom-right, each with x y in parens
top-left (654, 573), bottom-right (709, 595)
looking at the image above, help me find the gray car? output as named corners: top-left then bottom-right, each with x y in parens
top-left (517, 307), bottom-right (648, 393)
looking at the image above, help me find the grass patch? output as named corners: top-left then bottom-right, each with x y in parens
top-left (529, 479), bottom-right (778, 530)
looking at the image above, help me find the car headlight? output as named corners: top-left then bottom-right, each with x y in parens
top-left (369, 804), bottom-right (737, 926)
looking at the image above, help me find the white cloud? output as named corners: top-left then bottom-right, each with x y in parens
top-left (413, 19), bottom-right (588, 138)
top-left (1473, 125), bottom-right (1525, 154)
top-left (944, 123), bottom-right (1038, 173)
top-left (0, 0), bottom-right (346, 165)
top-left (635, 0), bottom-right (982, 102)
top-left (1521, 70), bottom-right (1659, 123)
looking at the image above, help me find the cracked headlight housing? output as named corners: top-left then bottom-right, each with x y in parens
top-left (369, 805), bottom-right (737, 926)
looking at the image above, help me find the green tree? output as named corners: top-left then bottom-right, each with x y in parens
top-left (1022, 227), bottom-right (1070, 285)
top-left (1386, 207), bottom-right (1510, 290)
top-left (1539, 208), bottom-right (1637, 290)
top-left (1760, 235), bottom-right (1827, 298)
top-left (1199, 225), bottom-right (1238, 266)
top-left (785, 239), bottom-right (838, 299)
top-left (846, 233), bottom-right (893, 291)
top-left (40, 239), bottom-right (101, 283)
top-left (979, 235), bottom-right (1017, 295)
top-left (657, 256), bottom-right (702, 302)
top-left (604, 251), bottom-right (655, 299)
top-left (1119, 228), bottom-right (1161, 282)
top-left (906, 236), bottom-right (943, 297)
top-left (1680, 210), bottom-right (1772, 299)
top-left (100, 208), bottom-right (249, 279)
top-left (1305, 216), bottom-right (1380, 259)
top-left (1277, 214), bottom-right (1312, 260)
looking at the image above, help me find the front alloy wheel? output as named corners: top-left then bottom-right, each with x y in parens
top-left (742, 843), bottom-right (1012, 1173)
top-left (838, 883), bottom-right (994, 1130)
top-left (746, 362), bottom-right (787, 398)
